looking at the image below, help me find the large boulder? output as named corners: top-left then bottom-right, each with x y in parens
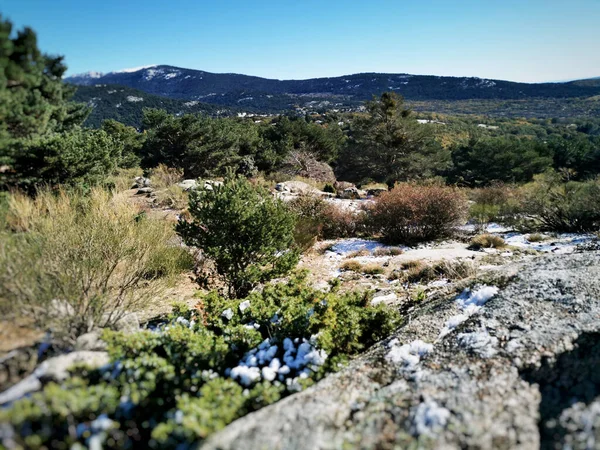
top-left (202, 251), bottom-right (600, 450)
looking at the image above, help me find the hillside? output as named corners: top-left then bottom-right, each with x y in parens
top-left (66, 65), bottom-right (600, 114)
top-left (72, 84), bottom-right (236, 128)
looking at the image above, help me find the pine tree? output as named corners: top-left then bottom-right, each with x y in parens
top-left (340, 92), bottom-right (449, 185)
top-left (0, 15), bottom-right (88, 141)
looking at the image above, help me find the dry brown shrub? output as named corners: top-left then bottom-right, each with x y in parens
top-left (366, 183), bottom-right (468, 244)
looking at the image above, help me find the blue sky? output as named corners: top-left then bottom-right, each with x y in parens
top-left (3, 0), bottom-right (599, 82)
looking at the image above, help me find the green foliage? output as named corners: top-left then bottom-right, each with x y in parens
top-left (140, 111), bottom-right (260, 178)
top-left (0, 188), bottom-right (193, 341)
top-left (0, 381), bottom-right (122, 449)
top-left (338, 92), bottom-right (450, 185)
top-left (100, 119), bottom-right (144, 168)
top-left (520, 171), bottom-right (600, 232)
top-left (0, 15), bottom-right (88, 142)
top-left (2, 274), bottom-right (401, 449)
top-left (177, 173), bottom-right (299, 298)
top-left (2, 127), bottom-right (123, 191)
top-left (449, 135), bottom-right (554, 186)
top-left (72, 85), bottom-right (226, 128)
top-left (196, 272), bottom-right (402, 358)
top-left (367, 182), bottom-right (468, 244)
top-left (258, 116), bottom-right (345, 168)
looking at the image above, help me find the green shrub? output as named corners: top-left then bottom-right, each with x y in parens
top-left (323, 183), bottom-right (336, 193)
top-left (366, 182), bottom-right (468, 244)
top-left (1, 275), bottom-right (401, 449)
top-left (0, 188), bottom-right (193, 341)
top-left (177, 173), bottom-right (299, 298)
top-left (2, 128), bottom-right (123, 192)
top-left (520, 172), bottom-right (600, 232)
top-left (469, 234), bottom-right (507, 250)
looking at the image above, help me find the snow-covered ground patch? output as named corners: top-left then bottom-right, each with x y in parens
top-left (502, 232), bottom-right (596, 254)
top-left (126, 95), bottom-right (143, 102)
top-left (328, 239), bottom-right (391, 256)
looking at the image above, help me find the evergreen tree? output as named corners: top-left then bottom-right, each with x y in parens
top-left (0, 15), bottom-right (88, 142)
top-left (339, 92), bottom-right (449, 185)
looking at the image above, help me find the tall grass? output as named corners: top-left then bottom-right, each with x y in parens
top-left (0, 188), bottom-right (194, 341)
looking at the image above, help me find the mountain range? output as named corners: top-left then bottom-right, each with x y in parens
top-left (66, 65), bottom-right (600, 113)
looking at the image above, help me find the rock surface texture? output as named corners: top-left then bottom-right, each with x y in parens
top-left (202, 251), bottom-right (600, 450)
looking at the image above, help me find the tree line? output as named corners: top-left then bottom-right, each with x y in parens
top-left (2, 14), bottom-right (600, 194)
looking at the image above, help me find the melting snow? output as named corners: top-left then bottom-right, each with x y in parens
top-left (438, 286), bottom-right (499, 339)
top-left (126, 96), bottom-right (143, 102)
top-left (386, 339), bottom-right (434, 370)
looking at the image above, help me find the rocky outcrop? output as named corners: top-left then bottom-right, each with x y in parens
top-left (0, 351), bottom-right (109, 405)
top-left (202, 251), bottom-right (600, 450)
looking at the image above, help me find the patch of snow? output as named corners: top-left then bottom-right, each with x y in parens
top-left (438, 286), bottom-right (499, 339)
top-left (164, 72), bottom-right (179, 80)
top-left (428, 279), bottom-right (449, 288)
top-left (126, 95), bottom-right (143, 102)
top-left (229, 337), bottom-right (327, 389)
top-left (328, 239), bottom-right (389, 256)
top-left (230, 365), bottom-right (261, 386)
top-left (143, 68), bottom-right (164, 81)
top-left (457, 329), bottom-right (498, 358)
top-left (413, 400), bottom-right (451, 436)
top-left (112, 65), bottom-right (157, 74)
top-left (371, 292), bottom-right (398, 306)
top-left (503, 232), bottom-right (595, 254)
top-left (386, 339), bottom-right (434, 370)
top-left (239, 300), bottom-right (250, 312)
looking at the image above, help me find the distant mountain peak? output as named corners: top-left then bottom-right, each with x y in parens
top-left (68, 70), bottom-right (104, 79)
top-left (112, 64), bottom-right (157, 74)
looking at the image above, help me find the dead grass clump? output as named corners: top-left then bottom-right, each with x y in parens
top-left (469, 234), bottom-right (506, 250)
top-left (339, 260), bottom-right (363, 272)
top-left (339, 260), bottom-right (384, 275)
top-left (373, 246), bottom-right (404, 257)
top-left (155, 185), bottom-right (189, 210)
top-left (527, 233), bottom-right (546, 242)
top-left (149, 164), bottom-right (184, 190)
top-left (0, 188), bottom-right (194, 342)
top-left (346, 249), bottom-right (371, 258)
top-left (396, 259), bottom-right (476, 283)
